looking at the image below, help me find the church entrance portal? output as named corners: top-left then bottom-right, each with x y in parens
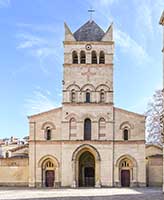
top-left (45, 170), bottom-right (55, 187)
top-left (79, 151), bottom-right (95, 187)
top-left (121, 170), bottom-right (130, 187)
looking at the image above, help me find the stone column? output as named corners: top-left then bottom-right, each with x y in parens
top-left (71, 160), bottom-right (77, 188)
top-left (95, 159), bottom-right (101, 188)
top-left (114, 166), bottom-right (120, 187)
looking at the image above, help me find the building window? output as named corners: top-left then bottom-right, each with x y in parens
top-left (69, 117), bottom-right (77, 138)
top-left (123, 129), bottom-right (129, 140)
top-left (84, 118), bottom-right (91, 140)
top-left (45, 127), bottom-right (51, 140)
top-left (80, 51), bottom-right (86, 64)
top-left (5, 151), bottom-right (9, 158)
top-left (86, 90), bottom-right (91, 103)
top-left (100, 90), bottom-right (105, 102)
top-left (99, 118), bottom-right (106, 137)
top-left (91, 51), bottom-right (97, 64)
top-left (71, 90), bottom-right (76, 102)
top-left (99, 51), bottom-right (105, 64)
top-left (72, 51), bottom-right (78, 64)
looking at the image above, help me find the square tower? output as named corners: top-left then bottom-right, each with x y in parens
top-left (63, 20), bottom-right (114, 105)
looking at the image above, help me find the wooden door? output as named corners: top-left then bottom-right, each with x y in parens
top-left (121, 170), bottom-right (130, 187)
top-left (84, 167), bottom-right (95, 187)
top-left (45, 170), bottom-right (54, 187)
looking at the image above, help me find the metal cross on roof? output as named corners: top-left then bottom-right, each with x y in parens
top-left (88, 8), bottom-right (95, 21)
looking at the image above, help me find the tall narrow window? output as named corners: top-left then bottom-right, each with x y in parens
top-left (91, 51), bottom-right (97, 64)
top-left (70, 118), bottom-right (77, 137)
top-left (86, 90), bottom-right (91, 103)
top-left (100, 90), bottom-right (105, 103)
top-left (72, 51), bottom-right (78, 64)
top-left (80, 51), bottom-right (86, 64)
top-left (99, 118), bottom-right (106, 137)
top-left (99, 51), bottom-right (105, 64)
top-left (123, 129), bottom-right (129, 141)
top-left (71, 90), bottom-right (76, 102)
top-left (5, 151), bottom-right (9, 158)
top-left (45, 127), bottom-right (51, 140)
top-left (84, 118), bottom-right (91, 140)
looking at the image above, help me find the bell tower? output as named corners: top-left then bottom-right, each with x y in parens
top-left (62, 20), bottom-right (114, 105)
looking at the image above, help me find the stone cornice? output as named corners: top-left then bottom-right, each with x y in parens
top-left (63, 41), bottom-right (114, 45)
top-left (62, 102), bottom-right (114, 106)
top-left (29, 140), bottom-right (145, 144)
top-left (63, 63), bottom-right (114, 67)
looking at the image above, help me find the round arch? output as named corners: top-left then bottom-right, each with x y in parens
top-left (38, 155), bottom-right (60, 188)
top-left (38, 155), bottom-right (59, 168)
top-left (41, 122), bottom-right (56, 130)
top-left (71, 144), bottom-right (101, 188)
top-left (115, 154), bottom-right (137, 168)
top-left (81, 84), bottom-right (96, 92)
top-left (115, 154), bottom-right (138, 187)
top-left (119, 121), bottom-right (134, 130)
top-left (95, 84), bottom-right (110, 92)
top-left (72, 144), bottom-right (101, 161)
top-left (66, 83), bottom-right (80, 91)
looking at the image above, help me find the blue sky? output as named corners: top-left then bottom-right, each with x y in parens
top-left (0, 0), bottom-right (163, 138)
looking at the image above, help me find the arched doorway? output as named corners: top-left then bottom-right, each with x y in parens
top-left (119, 157), bottom-right (134, 187)
top-left (43, 160), bottom-right (55, 187)
top-left (115, 155), bottom-right (138, 187)
top-left (72, 144), bottom-right (101, 188)
top-left (79, 151), bottom-right (95, 187)
top-left (39, 155), bottom-right (60, 188)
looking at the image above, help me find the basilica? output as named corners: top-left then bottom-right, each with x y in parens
top-left (28, 19), bottom-right (147, 188)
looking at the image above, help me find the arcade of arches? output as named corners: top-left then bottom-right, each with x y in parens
top-left (38, 146), bottom-right (138, 188)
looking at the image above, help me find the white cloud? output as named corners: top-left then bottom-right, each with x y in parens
top-left (17, 33), bottom-right (47, 49)
top-left (24, 88), bottom-right (60, 116)
top-left (16, 23), bottom-right (57, 33)
top-left (97, 0), bottom-right (116, 6)
top-left (16, 30), bottom-right (63, 74)
top-left (0, 0), bottom-right (10, 7)
top-left (114, 28), bottom-right (150, 64)
top-left (136, 1), bottom-right (153, 35)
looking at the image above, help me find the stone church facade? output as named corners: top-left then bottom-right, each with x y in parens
top-left (28, 20), bottom-right (146, 188)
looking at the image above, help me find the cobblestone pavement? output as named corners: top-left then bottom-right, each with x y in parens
top-left (0, 187), bottom-right (163, 200)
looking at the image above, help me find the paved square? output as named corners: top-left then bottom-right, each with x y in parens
top-left (0, 187), bottom-right (163, 200)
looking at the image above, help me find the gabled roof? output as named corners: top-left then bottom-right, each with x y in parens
top-left (73, 20), bottom-right (105, 41)
top-left (9, 144), bottom-right (28, 152)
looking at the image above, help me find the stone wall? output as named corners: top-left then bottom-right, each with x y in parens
top-left (0, 157), bottom-right (29, 186)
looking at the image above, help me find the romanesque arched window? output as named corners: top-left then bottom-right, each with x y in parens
top-left (84, 118), bottom-right (91, 140)
top-left (69, 118), bottom-right (77, 138)
top-left (91, 51), bottom-right (97, 64)
top-left (71, 89), bottom-right (76, 102)
top-left (123, 129), bottom-right (129, 141)
top-left (45, 127), bottom-right (51, 140)
top-left (80, 51), bottom-right (86, 64)
top-left (72, 51), bottom-right (78, 64)
top-left (99, 118), bottom-right (106, 137)
top-left (86, 90), bottom-right (91, 103)
top-left (99, 51), bottom-right (105, 64)
top-left (100, 89), bottom-right (105, 103)
top-left (5, 151), bottom-right (9, 158)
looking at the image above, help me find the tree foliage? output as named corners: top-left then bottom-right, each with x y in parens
top-left (146, 90), bottom-right (163, 146)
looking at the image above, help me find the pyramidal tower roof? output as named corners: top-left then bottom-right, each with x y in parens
top-left (73, 20), bottom-right (105, 41)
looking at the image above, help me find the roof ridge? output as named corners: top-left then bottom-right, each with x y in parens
top-left (73, 20), bottom-right (105, 41)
